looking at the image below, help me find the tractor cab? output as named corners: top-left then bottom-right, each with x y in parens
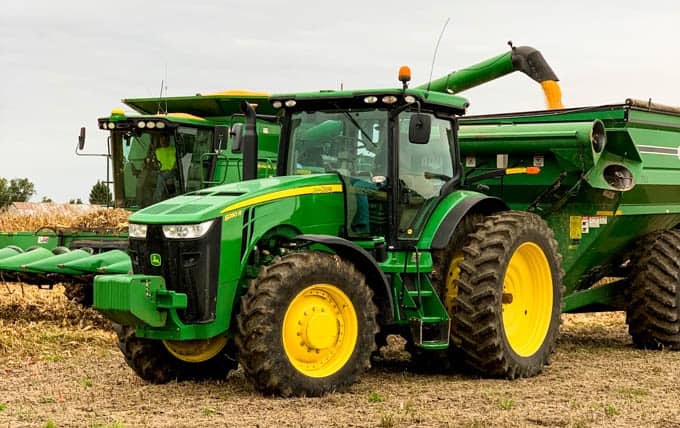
top-left (271, 84), bottom-right (468, 247)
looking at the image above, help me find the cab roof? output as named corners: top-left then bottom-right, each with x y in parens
top-left (270, 88), bottom-right (469, 115)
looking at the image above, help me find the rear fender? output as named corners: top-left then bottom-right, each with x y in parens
top-left (430, 196), bottom-right (508, 250)
top-left (296, 234), bottom-right (395, 324)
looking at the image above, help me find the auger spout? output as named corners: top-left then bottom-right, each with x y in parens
top-left (418, 44), bottom-right (563, 109)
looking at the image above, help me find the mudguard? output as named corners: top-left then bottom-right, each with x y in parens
top-left (296, 234), bottom-right (395, 324)
top-left (430, 196), bottom-right (508, 250)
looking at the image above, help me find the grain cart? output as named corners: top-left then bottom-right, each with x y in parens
top-left (0, 91), bottom-right (280, 304)
top-left (92, 52), bottom-right (581, 395)
top-left (458, 99), bottom-right (680, 350)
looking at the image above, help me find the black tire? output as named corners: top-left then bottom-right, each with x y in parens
top-left (63, 281), bottom-right (93, 306)
top-left (113, 323), bottom-right (237, 383)
top-left (626, 230), bottom-right (680, 350)
top-left (235, 251), bottom-right (378, 397)
top-left (453, 211), bottom-right (563, 379)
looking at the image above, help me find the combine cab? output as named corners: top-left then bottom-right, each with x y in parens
top-left (0, 91), bottom-right (280, 304)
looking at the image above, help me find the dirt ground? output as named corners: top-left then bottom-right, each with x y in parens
top-left (0, 285), bottom-right (679, 428)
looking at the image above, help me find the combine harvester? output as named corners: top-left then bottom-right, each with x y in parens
top-left (91, 44), bottom-right (680, 398)
top-left (0, 91), bottom-right (280, 303)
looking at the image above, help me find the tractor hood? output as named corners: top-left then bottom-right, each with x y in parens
top-left (129, 174), bottom-right (344, 225)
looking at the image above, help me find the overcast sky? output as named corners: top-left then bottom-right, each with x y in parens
top-left (2, 0), bottom-right (679, 203)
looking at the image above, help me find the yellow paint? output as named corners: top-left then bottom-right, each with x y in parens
top-left (502, 242), bottom-right (553, 357)
top-left (444, 253), bottom-right (464, 344)
top-left (540, 80), bottom-right (564, 110)
top-left (162, 336), bottom-right (228, 363)
top-left (201, 90), bottom-right (271, 97)
top-left (595, 210), bottom-right (622, 216)
top-left (220, 184), bottom-right (343, 214)
top-left (282, 284), bottom-right (358, 378)
top-left (110, 108), bottom-right (125, 116)
top-left (167, 112), bottom-right (208, 122)
top-left (569, 216), bottom-right (582, 240)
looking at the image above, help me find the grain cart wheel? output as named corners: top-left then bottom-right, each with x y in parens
top-left (626, 230), bottom-right (680, 350)
top-left (453, 211), bottom-right (562, 379)
top-left (113, 324), bottom-right (237, 383)
top-left (236, 251), bottom-right (378, 397)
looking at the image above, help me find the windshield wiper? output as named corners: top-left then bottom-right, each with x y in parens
top-left (343, 112), bottom-right (376, 148)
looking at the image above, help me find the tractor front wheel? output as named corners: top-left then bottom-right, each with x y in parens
top-left (113, 324), bottom-right (237, 383)
top-left (235, 251), bottom-right (378, 397)
top-left (626, 230), bottom-right (680, 350)
top-left (452, 211), bottom-right (563, 378)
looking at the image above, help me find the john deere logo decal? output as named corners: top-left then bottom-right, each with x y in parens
top-left (150, 253), bottom-right (162, 267)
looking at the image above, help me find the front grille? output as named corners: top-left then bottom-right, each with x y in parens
top-left (129, 220), bottom-right (221, 324)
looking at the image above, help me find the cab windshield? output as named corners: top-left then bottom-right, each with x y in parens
top-left (111, 126), bottom-right (214, 209)
top-left (287, 109), bottom-right (388, 179)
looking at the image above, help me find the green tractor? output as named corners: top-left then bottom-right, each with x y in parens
top-left (92, 49), bottom-right (570, 395)
top-left (0, 91), bottom-right (280, 304)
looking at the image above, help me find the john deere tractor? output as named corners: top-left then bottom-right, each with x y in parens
top-left (92, 57), bottom-right (567, 395)
top-left (94, 45), bottom-right (680, 397)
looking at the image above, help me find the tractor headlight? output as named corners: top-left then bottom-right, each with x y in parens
top-left (128, 223), bottom-right (148, 238)
top-left (162, 220), bottom-right (214, 239)
top-left (107, 122), bottom-right (116, 129)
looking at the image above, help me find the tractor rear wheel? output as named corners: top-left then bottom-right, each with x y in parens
top-left (452, 211), bottom-right (562, 378)
top-left (113, 324), bottom-right (237, 383)
top-left (626, 230), bottom-right (680, 350)
top-left (235, 251), bottom-right (378, 397)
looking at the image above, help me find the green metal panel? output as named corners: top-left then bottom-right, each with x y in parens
top-left (24, 249), bottom-right (94, 275)
top-left (0, 247), bottom-right (54, 272)
top-left (93, 274), bottom-right (186, 328)
top-left (63, 250), bottom-right (130, 273)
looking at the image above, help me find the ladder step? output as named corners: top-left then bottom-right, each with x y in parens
top-left (406, 290), bottom-right (434, 297)
top-left (419, 340), bottom-right (449, 350)
top-left (420, 316), bottom-right (447, 323)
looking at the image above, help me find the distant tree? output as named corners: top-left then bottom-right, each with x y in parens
top-left (69, 198), bottom-right (83, 204)
top-left (89, 181), bottom-right (112, 206)
top-left (0, 177), bottom-right (36, 210)
top-left (41, 196), bottom-right (53, 203)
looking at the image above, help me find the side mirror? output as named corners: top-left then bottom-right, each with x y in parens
top-left (230, 123), bottom-right (244, 153)
top-left (408, 113), bottom-right (431, 144)
top-left (214, 125), bottom-right (229, 151)
top-left (78, 127), bottom-right (86, 150)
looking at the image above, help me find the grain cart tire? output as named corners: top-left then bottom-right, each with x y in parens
top-left (113, 323), bottom-right (237, 383)
top-left (453, 211), bottom-right (562, 379)
top-left (626, 230), bottom-right (680, 350)
top-left (235, 251), bottom-right (378, 397)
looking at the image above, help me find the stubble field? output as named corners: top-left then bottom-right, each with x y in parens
top-left (0, 284), bottom-right (679, 427)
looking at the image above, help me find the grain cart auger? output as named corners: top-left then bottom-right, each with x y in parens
top-left (93, 65), bottom-right (565, 396)
top-left (418, 42), bottom-right (564, 109)
top-left (0, 91), bottom-right (280, 305)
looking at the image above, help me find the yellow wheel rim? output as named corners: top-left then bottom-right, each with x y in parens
top-left (444, 252), bottom-right (464, 317)
top-left (282, 284), bottom-right (358, 378)
top-left (502, 242), bottom-right (553, 357)
top-left (163, 335), bottom-right (228, 363)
